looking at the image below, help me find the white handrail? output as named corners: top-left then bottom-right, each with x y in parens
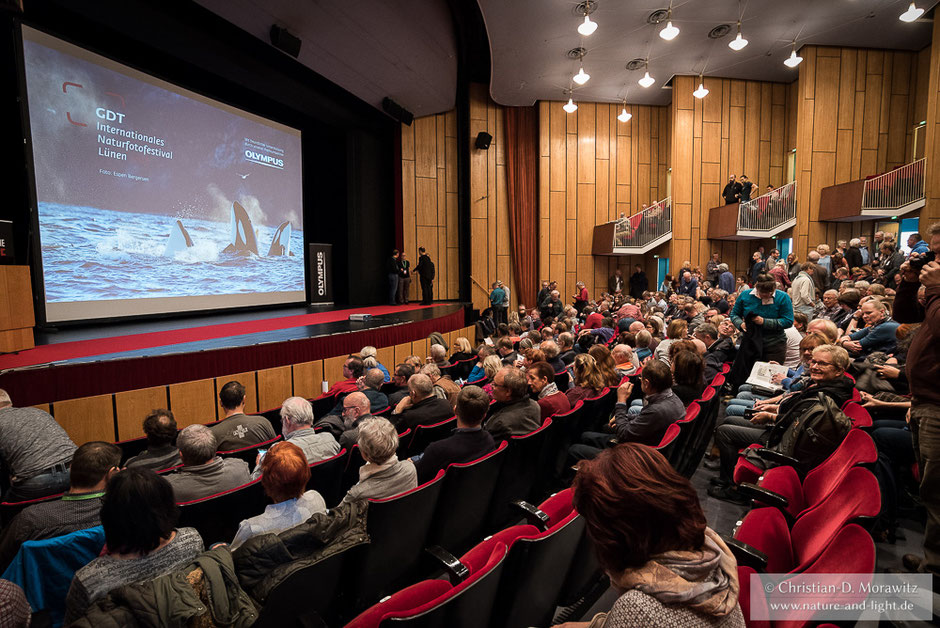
top-left (613, 197), bottom-right (672, 248)
top-left (736, 181), bottom-right (797, 233)
top-left (861, 158), bottom-right (926, 211)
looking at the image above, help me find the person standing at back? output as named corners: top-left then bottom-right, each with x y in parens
top-left (386, 249), bottom-right (400, 306)
top-left (396, 251), bottom-right (411, 304)
top-left (415, 247), bottom-right (435, 305)
top-left (0, 389), bottom-right (77, 502)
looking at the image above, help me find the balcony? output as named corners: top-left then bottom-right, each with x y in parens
top-left (592, 197), bottom-right (672, 255)
top-left (708, 181), bottom-right (798, 240)
top-left (819, 159), bottom-right (926, 222)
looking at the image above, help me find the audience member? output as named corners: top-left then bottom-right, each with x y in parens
top-left (484, 366), bottom-right (542, 440)
top-left (0, 388), bottom-right (77, 502)
top-left (342, 418), bottom-right (417, 504)
top-left (360, 345), bottom-right (391, 381)
top-left (414, 386), bottom-right (497, 483)
top-left (421, 363), bottom-right (460, 409)
top-left (64, 469), bottom-right (205, 623)
top-left (264, 398), bottom-right (339, 475)
top-left (209, 381), bottom-right (276, 451)
top-left (390, 373), bottom-right (455, 431)
top-left (231, 441), bottom-right (326, 549)
top-left (125, 409), bottom-right (181, 471)
top-left (321, 357), bottom-right (365, 399)
top-left (670, 349), bottom-right (706, 407)
top-left (566, 354), bottom-right (607, 406)
top-left (165, 425), bottom-right (250, 502)
top-left (840, 299), bottom-right (900, 356)
top-left (386, 363), bottom-right (416, 407)
top-left (527, 361), bottom-right (571, 420)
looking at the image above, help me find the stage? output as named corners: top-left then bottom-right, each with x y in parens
top-left (0, 302), bottom-right (470, 408)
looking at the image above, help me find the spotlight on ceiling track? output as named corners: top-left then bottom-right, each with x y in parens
top-left (659, 9), bottom-right (679, 41)
top-left (899, 2), bottom-right (924, 21)
top-left (576, 1), bottom-right (598, 35)
top-left (638, 59), bottom-right (655, 88)
top-left (728, 22), bottom-right (748, 51)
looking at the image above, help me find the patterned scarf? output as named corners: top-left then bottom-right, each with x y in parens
top-left (609, 527), bottom-right (740, 617)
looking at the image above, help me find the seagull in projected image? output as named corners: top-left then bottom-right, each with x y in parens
top-left (236, 172), bottom-right (250, 179)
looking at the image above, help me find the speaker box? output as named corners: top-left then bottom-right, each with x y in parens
top-left (382, 97), bottom-right (414, 126)
top-left (270, 25), bottom-right (302, 58)
top-left (475, 131), bottom-right (493, 150)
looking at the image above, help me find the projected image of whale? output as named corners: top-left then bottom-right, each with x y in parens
top-left (39, 201), bottom-right (304, 303)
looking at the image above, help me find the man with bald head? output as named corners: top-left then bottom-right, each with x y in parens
top-left (391, 373), bottom-right (455, 431)
top-left (322, 367), bottom-right (389, 419)
top-left (611, 344), bottom-right (638, 377)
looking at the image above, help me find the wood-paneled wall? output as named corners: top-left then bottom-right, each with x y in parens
top-left (670, 75), bottom-right (791, 275)
top-left (468, 83), bottom-right (516, 311)
top-left (794, 46), bottom-right (923, 254)
top-left (924, 20), bottom-right (940, 226)
top-left (538, 100), bottom-right (670, 302)
top-left (401, 112), bottom-right (460, 301)
top-left (34, 324), bottom-right (475, 445)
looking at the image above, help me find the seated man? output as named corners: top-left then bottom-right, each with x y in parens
top-left (496, 338), bottom-right (518, 366)
top-left (321, 368), bottom-right (389, 417)
top-left (125, 409), bottom-right (181, 471)
top-left (429, 344), bottom-right (451, 370)
top-left (0, 388), bottom-right (77, 502)
top-left (209, 381), bottom-right (276, 452)
top-left (390, 373), bottom-right (455, 431)
top-left (165, 424), bottom-right (251, 502)
top-left (527, 361), bottom-right (571, 420)
top-left (414, 386), bottom-right (497, 483)
top-left (484, 366), bottom-right (542, 440)
top-left (320, 357), bottom-right (365, 399)
top-left (611, 344), bottom-right (639, 377)
top-left (540, 340), bottom-right (566, 374)
top-left (315, 391), bottom-right (372, 448)
top-left (386, 363), bottom-right (415, 407)
top-left (421, 364), bottom-right (460, 410)
top-left (342, 418), bottom-right (417, 504)
top-left (693, 323), bottom-right (734, 382)
top-left (253, 398), bottom-right (338, 479)
top-left (0, 441), bottom-right (121, 572)
top-left (557, 332), bottom-right (576, 366)
top-left (569, 360), bottom-right (684, 461)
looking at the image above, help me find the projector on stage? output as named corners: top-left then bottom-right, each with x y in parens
top-left (348, 313), bottom-right (373, 322)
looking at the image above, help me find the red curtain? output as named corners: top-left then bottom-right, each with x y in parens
top-left (504, 106), bottom-right (539, 308)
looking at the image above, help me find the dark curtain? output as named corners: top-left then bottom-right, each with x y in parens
top-left (504, 106), bottom-right (539, 309)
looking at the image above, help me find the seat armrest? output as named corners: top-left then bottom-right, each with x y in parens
top-left (722, 535), bottom-right (768, 572)
top-left (754, 448), bottom-right (801, 468)
top-left (511, 500), bottom-right (551, 531)
top-left (425, 546), bottom-right (470, 584)
top-left (736, 483), bottom-right (789, 510)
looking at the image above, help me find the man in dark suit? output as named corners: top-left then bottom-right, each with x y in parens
top-left (415, 247), bottom-right (435, 305)
top-left (390, 373), bottom-right (454, 431)
top-left (413, 385), bottom-right (496, 483)
top-left (694, 323), bottom-right (734, 382)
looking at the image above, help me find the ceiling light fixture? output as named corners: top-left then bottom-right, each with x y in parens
top-left (618, 102), bottom-right (632, 122)
top-left (693, 76), bottom-right (709, 99)
top-left (578, 14), bottom-right (598, 36)
top-left (573, 63), bottom-right (591, 85)
top-left (659, 9), bottom-right (679, 41)
top-left (638, 60), bottom-right (655, 88)
top-left (728, 22), bottom-right (748, 51)
top-left (563, 96), bottom-right (578, 113)
top-left (899, 2), bottom-right (924, 21)
top-left (783, 45), bottom-right (803, 68)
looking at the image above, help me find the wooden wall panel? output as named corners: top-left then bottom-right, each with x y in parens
top-left (53, 394), bottom-right (116, 444)
top-left (322, 355), bottom-right (349, 390)
top-left (256, 366), bottom-right (292, 412)
top-left (214, 371), bottom-right (258, 414)
top-left (292, 360), bottom-right (324, 400)
top-left (114, 386), bottom-right (168, 440)
top-left (401, 110), bottom-right (459, 302)
top-left (924, 22), bottom-right (940, 226)
top-left (168, 379), bottom-right (217, 427)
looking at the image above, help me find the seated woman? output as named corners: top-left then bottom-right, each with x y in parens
top-left (589, 344), bottom-right (623, 388)
top-left (572, 443), bottom-right (744, 627)
top-left (64, 469), bottom-right (204, 623)
top-left (481, 355), bottom-right (504, 398)
top-left (709, 344), bottom-right (855, 504)
top-left (670, 347), bottom-right (706, 407)
top-left (341, 418), bottom-right (416, 504)
top-left (466, 345), bottom-right (495, 384)
top-left (724, 332), bottom-right (828, 416)
top-left (566, 354), bottom-right (607, 406)
top-left (230, 442), bottom-right (326, 549)
top-left (840, 299), bottom-right (900, 357)
top-left (653, 319), bottom-right (688, 366)
top-left (448, 336), bottom-right (475, 364)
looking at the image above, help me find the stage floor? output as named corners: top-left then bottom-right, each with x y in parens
top-left (2, 302), bottom-right (460, 371)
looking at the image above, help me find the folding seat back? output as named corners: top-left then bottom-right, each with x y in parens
top-left (732, 506), bottom-right (794, 574)
top-left (255, 407), bottom-right (284, 436)
top-left (680, 389), bottom-right (721, 476)
top-left (671, 401), bottom-right (701, 466)
top-left (218, 434), bottom-right (282, 464)
top-left (485, 420), bottom-right (554, 531)
top-left (403, 417), bottom-right (458, 458)
top-left (653, 422), bottom-right (682, 461)
top-left (554, 370), bottom-right (571, 392)
top-left (253, 542), bottom-right (355, 628)
top-left (548, 402), bottom-right (584, 478)
top-left (115, 435), bottom-right (149, 464)
top-left (488, 499), bottom-right (585, 628)
top-left (578, 388), bottom-right (614, 433)
top-left (429, 442), bottom-right (508, 554)
top-left (350, 471), bottom-right (447, 610)
top-left (841, 402), bottom-right (873, 428)
top-left (0, 493), bottom-right (63, 527)
top-left (450, 357), bottom-right (478, 382)
top-left (177, 478), bottom-right (268, 545)
top-left (710, 372), bottom-right (727, 389)
top-left (308, 448), bottom-right (348, 508)
top-left (311, 394), bottom-right (338, 419)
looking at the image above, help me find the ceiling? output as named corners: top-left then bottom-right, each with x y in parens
top-left (194, 0), bottom-right (937, 117)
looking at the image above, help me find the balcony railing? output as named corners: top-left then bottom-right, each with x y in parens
top-left (861, 158), bottom-right (926, 213)
top-left (736, 181), bottom-right (797, 236)
top-left (612, 197), bottom-right (672, 251)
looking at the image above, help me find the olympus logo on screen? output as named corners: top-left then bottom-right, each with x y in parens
top-left (316, 251), bottom-right (327, 296)
top-left (244, 150), bottom-right (285, 169)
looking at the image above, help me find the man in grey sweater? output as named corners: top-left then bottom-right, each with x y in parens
top-left (165, 424), bottom-right (250, 502)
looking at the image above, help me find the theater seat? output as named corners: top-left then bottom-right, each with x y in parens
top-left (486, 420), bottom-right (555, 532)
top-left (218, 434), bottom-right (282, 464)
top-left (578, 388), bottom-right (614, 433)
top-left (841, 402), bottom-right (873, 429)
top-left (177, 477), bottom-right (268, 545)
top-left (308, 447), bottom-right (348, 508)
top-left (400, 416), bottom-right (457, 458)
top-left (0, 493), bottom-right (64, 527)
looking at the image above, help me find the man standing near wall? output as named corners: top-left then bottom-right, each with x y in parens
top-left (416, 246), bottom-right (435, 305)
top-left (397, 251), bottom-right (411, 304)
top-left (387, 249), bottom-right (400, 306)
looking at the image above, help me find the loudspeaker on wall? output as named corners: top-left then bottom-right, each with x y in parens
top-left (475, 132), bottom-right (493, 150)
top-left (270, 25), bottom-right (302, 58)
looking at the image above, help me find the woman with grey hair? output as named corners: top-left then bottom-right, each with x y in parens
top-left (341, 418), bottom-right (417, 504)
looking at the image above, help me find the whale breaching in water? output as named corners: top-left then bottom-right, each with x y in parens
top-left (163, 219), bottom-right (194, 257)
top-left (222, 201), bottom-right (259, 255)
top-left (268, 221), bottom-right (293, 256)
